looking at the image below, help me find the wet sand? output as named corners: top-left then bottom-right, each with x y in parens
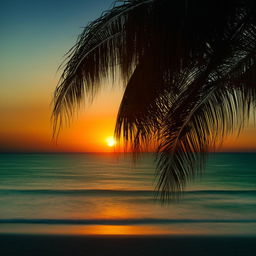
top-left (0, 234), bottom-right (256, 256)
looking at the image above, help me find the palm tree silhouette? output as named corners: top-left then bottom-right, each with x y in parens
top-left (53, 0), bottom-right (256, 200)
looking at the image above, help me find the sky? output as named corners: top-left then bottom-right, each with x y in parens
top-left (0, 0), bottom-right (255, 153)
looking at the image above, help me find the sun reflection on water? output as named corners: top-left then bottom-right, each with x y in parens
top-left (76, 225), bottom-right (179, 235)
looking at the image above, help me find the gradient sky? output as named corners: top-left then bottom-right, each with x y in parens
top-left (0, 0), bottom-right (255, 152)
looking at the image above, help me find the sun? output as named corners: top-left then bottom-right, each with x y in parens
top-left (106, 137), bottom-right (116, 147)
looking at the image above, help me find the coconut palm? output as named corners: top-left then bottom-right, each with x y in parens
top-left (53, 0), bottom-right (256, 200)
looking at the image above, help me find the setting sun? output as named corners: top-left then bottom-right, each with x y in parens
top-left (106, 137), bottom-right (116, 147)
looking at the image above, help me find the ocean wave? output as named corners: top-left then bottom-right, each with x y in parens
top-left (0, 189), bottom-right (255, 196)
top-left (0, 189), bottom-right (153, 196)
top-left (0, 218), bottom-right (256, 225)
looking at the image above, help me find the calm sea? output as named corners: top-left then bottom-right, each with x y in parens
top-left (0, 153), bottom-right (255, 236)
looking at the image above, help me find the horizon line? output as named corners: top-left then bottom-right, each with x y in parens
top-left (0, 151), bottom-right (256, 154)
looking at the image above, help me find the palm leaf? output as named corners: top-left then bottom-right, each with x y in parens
top-left (53, 0), bottom-right (155, 135)
top-left (53, 0), bottom-right (256, 200)
top-left (156, 21), bottom-right (256, 200)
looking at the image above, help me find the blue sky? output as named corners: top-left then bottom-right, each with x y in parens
top-left (0, 0), bottom-right (114, 95)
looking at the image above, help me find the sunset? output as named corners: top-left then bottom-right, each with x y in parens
top-left (1, 0), bottom-right (256, 256)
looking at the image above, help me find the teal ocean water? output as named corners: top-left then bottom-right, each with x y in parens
top-left (0, 153), bottom-right (255, 235)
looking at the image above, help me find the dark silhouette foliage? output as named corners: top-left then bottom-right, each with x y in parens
top-left (53, 0), bottom-right (256, 200)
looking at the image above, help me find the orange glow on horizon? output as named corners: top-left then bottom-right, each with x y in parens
top-left (1, 84), bottom-right (255, 153)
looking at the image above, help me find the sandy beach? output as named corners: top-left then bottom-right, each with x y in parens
top-left (1, 234), bottom-right (256, 256)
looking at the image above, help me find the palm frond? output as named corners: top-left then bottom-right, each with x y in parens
top-left (53, 0), bottom-right (154, 136)
top-left (155, 21), bottom-right (256, 200)
top-left (114, 50), bottom-right (175, 152)
top-left (53, 0), bottom-right (256, 200)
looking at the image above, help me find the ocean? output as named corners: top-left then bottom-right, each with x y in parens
top-left (0, 153), bottom-right (256, 236)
